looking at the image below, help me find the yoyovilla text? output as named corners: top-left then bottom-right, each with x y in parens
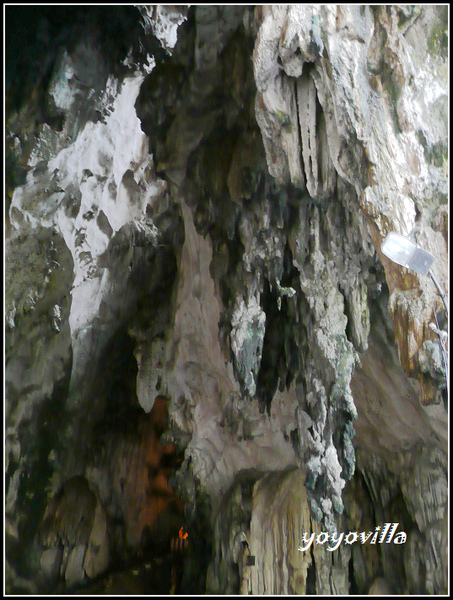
top-left (298, 523), bottom-right (406, 552)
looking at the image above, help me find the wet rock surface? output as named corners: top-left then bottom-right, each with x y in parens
top-left (5, 5), bottom-right (448, 595)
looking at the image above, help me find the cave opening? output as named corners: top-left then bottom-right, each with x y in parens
top-left (306, 545), bottom-right (317, 594)
top-left (30, 323), bottom-right (191, 594)
top-left (256, 240), bottom-right (303, 414)
top-left (88, 331), bottom-right (189, 593)
top-left (348, 553), bottom-right (359, 594)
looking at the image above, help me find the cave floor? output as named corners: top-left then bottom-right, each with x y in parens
top-left (67, 551), bottom-right (185, 596)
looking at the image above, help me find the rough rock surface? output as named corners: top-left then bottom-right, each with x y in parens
top-left (5, 5), bottom-right (448, 595)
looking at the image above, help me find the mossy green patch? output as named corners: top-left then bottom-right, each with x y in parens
top-left (273, 109), bottom-right (292, 132)
top-left (381, 65), bottom-right (402, 133)
top-left (427, 9), bottom-right (448, 59)
top-left (397, 5), bottom-right (420, 30)
top-left (417, 130), bottom-right (448, 170)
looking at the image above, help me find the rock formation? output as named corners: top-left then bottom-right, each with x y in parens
top-left (5, 5), bottom-right (448, 595)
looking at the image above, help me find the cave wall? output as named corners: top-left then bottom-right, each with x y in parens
top-left (5, 5), bottom-right (448, 595)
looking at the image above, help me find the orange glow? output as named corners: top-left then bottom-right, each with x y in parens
top-left (178, 527), bottom-right (188, 540)
top-left (109, 395), bottom-right (184, 549)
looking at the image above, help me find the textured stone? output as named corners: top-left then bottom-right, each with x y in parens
top-left (5, 5), bottom-right (448, 596)
top-left (64, 544), bottom-right (87, 587)
top-left (86, 397), bottom-right (183, 553)
top-left (83, 499), bottom-right (109, 580)
top-left (253, 5), bottom-right (448, 403)
top-left (40, 546), bottom-right (64, 580)
top-left (208, 468), bottom-right (352, 595)
top-left (39, 476), bottom-right (97, 548)
top-left (368, 577), bottom-right (394, 595)
top-left (230, 295), bottom-right (266, 397)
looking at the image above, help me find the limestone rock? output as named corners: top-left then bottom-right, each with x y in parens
top-left (230, 295), bottom-right (266, 397)
top-left (83, 498), bottom-right (109, 580)
top-left (5, 5), bottom-right (447, 596)
top-left (253, 4), bottom-right (448, 403)
top-left (38, 476), bottom-right (109, 586)
top-left (368, 577), bottom-right (394, 595)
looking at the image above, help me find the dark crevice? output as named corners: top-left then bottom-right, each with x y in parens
top-left (306, 543), bottom-right (317, 594)
top-left (349, 552), bottom-right (359, 594)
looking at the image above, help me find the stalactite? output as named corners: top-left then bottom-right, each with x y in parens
top-left (297, 70), bottom-right (319, 198)
top-left (5, 4), bottom-right (448, 595)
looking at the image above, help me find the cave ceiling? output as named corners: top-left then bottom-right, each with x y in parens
top-left (4, 5), bottom-right (448, 595)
